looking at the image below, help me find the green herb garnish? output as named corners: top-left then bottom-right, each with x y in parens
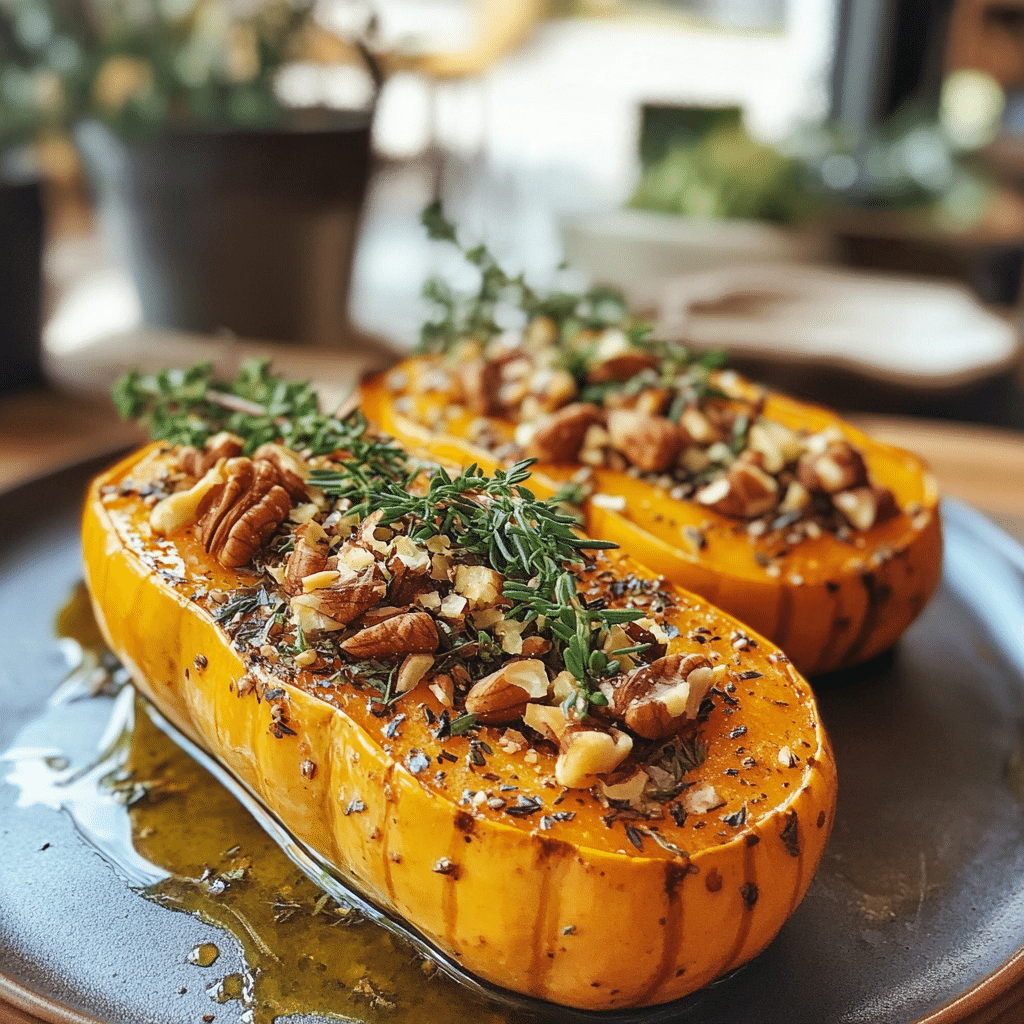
top-left (112, 358), bottom-right (387, 458)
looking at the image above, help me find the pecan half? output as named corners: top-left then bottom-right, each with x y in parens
top-left (457, 358), bottom-right (503, 416)
top-left (340, 611), bottom-right (439, 659)
top-left (179, 431), bottom-right (244, 477)
top-left (253, 443), bottom-right (309, 501)
top-left (588, 350), bottom-right (658, 384)
top-left (465, 659), bottom-right (550, 723)
top-left (606, 409), bottom-right (685, 473)
top-left (607, 653), bottom-right (715, 739)
top-left (197, 457), bottom-right (293, 567)
top-left (525, 403), bottom-right (605, 463)
top-left (284, 521), bottom-right (331, 593)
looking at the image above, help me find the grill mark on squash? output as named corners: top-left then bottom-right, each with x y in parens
top-left (528, 838), bottom-right (574, 995)
top-left (441, 827), bottom-right (465, 945)
top-left (723, 833), bottom-right (759, 972)
top-left (634, 860), bottom-right (691, 1003)
top-left (839, 570), bottom-right (891, 667)
top-left (772, 585), bottom-right (795, 653)
top-left (781, 809), bottom-right (806, 918)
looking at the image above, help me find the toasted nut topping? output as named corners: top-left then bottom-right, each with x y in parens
top-left (465, 659), bottom-right (550, 722)
top-left (178, 432), bottom-right (244, 477)
top-left (428, 673), bottom-right (454, 707)
top-left (340, 611), bottom-right (439, 659)
top-left (608, 653), bottom-right (714, 740)
top-left (588, 350), bottom-right (658, 384)
top-left (680, 407), bottom-right (723, 445)
top-left (285, 520), bottom-right (330, 593)
top-left (396, 654), bottom-right (435, 694)
top-left (454, 564), bottom-right (506, 609)
top-left (457, 358), bottom-right (503, 416)
top-left (297, 566), bottom-right (388, 627)
top-left (681, 783), bottom-right (725, 814)
top-left (798, 438), bottom-right (868, 494)
top-left (150, 461), bottom-right (227, 536)
top-left (696, 462), bottom-right (778, 520)
top-left (833, 485), bottom-right (899, 531)
top-left (606, 409), bottom-right (685, 473)
top-left (253, 443), bottom-right (309, 501)
top-left (555, 728), bottom-right (633, 789)
top-left (197, 457), bottom-right (293, 567)
top-left (525, 402), bottom-right (605, 463)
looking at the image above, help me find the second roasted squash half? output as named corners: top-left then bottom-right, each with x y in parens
top-left (361, 348), bottom-right (942, 677)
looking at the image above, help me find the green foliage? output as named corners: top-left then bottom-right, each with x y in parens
top-left (0, 0), bottom-right (313, 148)
top-left (417, 201), bottom-right (635, 356)
top-left (111, 358), bottom-right (391, 459)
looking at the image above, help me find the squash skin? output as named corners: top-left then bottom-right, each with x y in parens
top-left (83, 443), bottom-right (838, 1010)
top-left (361, 360), bottom-right (943, 676)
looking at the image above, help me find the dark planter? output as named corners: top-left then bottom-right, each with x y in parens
top-left (0, 174), bottom-right (44, 393)
top-left (76, 115), bottom-right (373, 345)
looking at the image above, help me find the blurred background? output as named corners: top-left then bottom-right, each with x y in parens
top-left (2, 0), bottom-right (1024, 531)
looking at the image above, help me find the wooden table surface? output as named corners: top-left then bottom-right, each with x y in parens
top-left (2, 371), bottom-right (1023, 1024)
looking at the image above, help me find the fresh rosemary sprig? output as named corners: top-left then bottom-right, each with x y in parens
top-left (111, 359), bottom-right (376, 457)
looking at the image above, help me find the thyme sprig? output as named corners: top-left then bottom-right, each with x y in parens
top-left (312, 458), bottom-right (616, 595)
top-left (111, 359), bottom-right (380, 458)
top-left (313, 449), bottom-right (637, 711)
top-left (505, 572), bottom-right (645, 712)
top-left (418, 201), bottom-right (631, 355)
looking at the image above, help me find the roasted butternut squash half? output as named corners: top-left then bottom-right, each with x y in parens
top-left (84, 370), bottom-right (836, 1010)
top-left (361, 349), bottom-right (942, 677)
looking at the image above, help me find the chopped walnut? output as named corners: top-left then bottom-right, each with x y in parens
top-left (606, 409), bottom-right (685, 474)
top-left (695, 462), bottom-right (779, 520)
top-left (798, 438), bottom-right (869, 495)
top-left (525, 403), bottom-right (605, 463)
top-left (605, 653), bottom-right (714, 739)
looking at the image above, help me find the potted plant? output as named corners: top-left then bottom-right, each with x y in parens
top-left (0, 0), bottom-right (379, 344)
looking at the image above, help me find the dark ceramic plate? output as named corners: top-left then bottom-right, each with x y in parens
top-left (2, 457), bottom-right (1024, 1024)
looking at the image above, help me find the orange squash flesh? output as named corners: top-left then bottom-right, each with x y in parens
top-left (82, 443), bottom-right (837, 1010)
top-left (361, 358), bottom-right (943, 676)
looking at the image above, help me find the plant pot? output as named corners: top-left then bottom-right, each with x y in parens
top-left (0, 174), bottom-right (44, 393)
top-left (75, 116), bottom-right (372, 345)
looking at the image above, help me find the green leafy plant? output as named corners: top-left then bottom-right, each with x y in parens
top-left (0, 0), bottom-right (325, 148)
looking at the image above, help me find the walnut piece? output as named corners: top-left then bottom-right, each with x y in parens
top-left (291, 565), bottom-right (388, 631)
top-left (606, 653), bottom-right (715, 739)
top-left (525, 403), bottom-right (605, 463)
top-left (197, 457), bottom-right (293, 567)
top-left (798, 439), bottom-right (869, 495)
top-left (606, 409), bottom-right (685, 473)
top-left (696, 462), bottom-right (779, 520)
